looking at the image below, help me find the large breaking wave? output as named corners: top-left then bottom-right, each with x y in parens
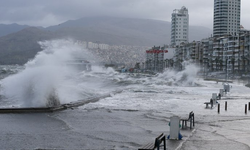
top-left (0, 39), bottom-right (200, 108)
top-left (112, 62), bottom-right (200, 87)
top-left (0, 39), bottom-right (118, 107)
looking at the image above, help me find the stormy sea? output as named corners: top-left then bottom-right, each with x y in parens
top-left (0, 39), bottom-right (250, 150)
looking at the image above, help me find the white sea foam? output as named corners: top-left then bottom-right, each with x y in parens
top-left (0, 39), bottom-right (103, 107)
top-left (0, 41), bottom-right (200, 108)
top-left (147, 62), bottom-right (200, 86)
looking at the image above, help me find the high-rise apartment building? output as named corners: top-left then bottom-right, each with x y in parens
top-left (213, 0), bottom-right (241, 37)
top-left (171, 6), bottom-right (189, 46)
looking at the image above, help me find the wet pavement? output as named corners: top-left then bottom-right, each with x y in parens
top-left (0, 80), bottom-right (250, 149)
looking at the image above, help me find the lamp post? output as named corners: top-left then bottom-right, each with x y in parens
top-left (226, 57), bottom-right (229, 82)
top-left (245, 56), bottom-right (250, 84)
top-left (207, 53), bottom-right (212, 76)
top-left (242, 56), bottom-right (250, 83)
top-left (231, 56), bottom-right (235, 78)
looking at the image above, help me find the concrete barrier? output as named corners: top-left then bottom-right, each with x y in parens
top-left (220, 89), bottom-right (224, 97)
top-left (224, 84), bottom-right (230, 93)
top-left (212, 93), bottom-right (217, 104)
top-left (0, 90), bottom-right (123, 113)
top-left (169, 116), bottom-right (181, 140)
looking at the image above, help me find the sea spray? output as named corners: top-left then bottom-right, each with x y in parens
top-left (0, 40), bottom-right (201, 107)
top-left (157, 62), bottom-right (200, 86)
top-left (123, 62), bottom-right (200, 87)
top-left (0, 39), bottom-right (98, 107)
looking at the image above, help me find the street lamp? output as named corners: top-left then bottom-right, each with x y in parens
top-left (225, 56), bottom-right (229, 82)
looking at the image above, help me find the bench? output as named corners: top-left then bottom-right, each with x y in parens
top-left (138, 133), bottom-right (166, 150)
top-left (217, 93), bottom-right (221, 100)
top-left (204, 102), bottom-right (212, 108)
top-left (180, 111), bottom-right (194, 129)
top-left (204, 99), bottom-right (214, 108)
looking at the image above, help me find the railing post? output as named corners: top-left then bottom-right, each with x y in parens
top-left (218, 103), bottom-right (220, 113)
top-left (245, 104), bottom-right (247, 114)
top-left (193, 113), bottom-right (195, 127)
top-left (157, 140), bottom-right (160, 150)
top-left (190, 118), bottom-right (192, 129)
top-left (163, 136), bottom-right (166, 150)
top-left (225, 101), bottom-right (227, 111)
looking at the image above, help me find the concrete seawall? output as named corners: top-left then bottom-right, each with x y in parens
top-left (0, 90), bottom-right (123, 113)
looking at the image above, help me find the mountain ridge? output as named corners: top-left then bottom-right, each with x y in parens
top-left (46, 16), bottom-right (212, 45)
top-left (0, 16), bottom-right (212, 65)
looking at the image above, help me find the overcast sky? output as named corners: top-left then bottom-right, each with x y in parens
top-left (0, 0), bottom-right (249, 29)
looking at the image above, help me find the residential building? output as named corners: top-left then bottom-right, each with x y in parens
top-left (145, 46), bottom-right (170, 72)
top-left (171, 6), bottom-right (189, 46)
top-left (87, 42), bottom-right (99, 49)
top-left (173, 29), bottom-right (250, 76)
top-left (213, 0), bottom-right (241, 37)
top-left (239, 30), bottom-right (250, 74)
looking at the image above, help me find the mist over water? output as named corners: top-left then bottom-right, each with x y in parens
top-left (1, 40), bottom-right (249, 149)
top-left (158, 62), bottom-right (200, 86)
top-left (0, 39), bottom-right (115, 107)
top-left (0, 39), bottom-right (200, 108)
top-left (122, 62), bottom-right (200, 87)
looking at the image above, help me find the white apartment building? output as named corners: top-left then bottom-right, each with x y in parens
top-left (213, 0), bottom-right (241, 37)
top-left (171, 6), bottom-right (189, 46)
top-left (99, 43), bottom-right (109, 50)
top-left (87, 42), bottom-right (99, 49)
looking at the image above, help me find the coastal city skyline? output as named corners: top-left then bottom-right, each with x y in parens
top-left (1, 1), bottom-right (250, 149)
top-left (0, 0), bottom-right (250, 30)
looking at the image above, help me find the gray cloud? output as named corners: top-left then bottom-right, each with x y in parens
top-left (0, 0), bottom-right (249, 29)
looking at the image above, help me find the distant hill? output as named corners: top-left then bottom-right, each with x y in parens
top-left (189, 26), bottom-right (212, 41)
top-left (46, 16), bottom-right (212, 46)
top-left (0, 27), bottom-right (55, 64)
top-left (0, 16), bottom-right (212, 65)
top-left (0, 23), bottom-right (29, 37)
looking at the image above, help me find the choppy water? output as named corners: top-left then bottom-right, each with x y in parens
top-left (0, 62), bottom-right (199, 108)
top-left (0, 39), bottom-right (201, 108)
top-left (0, 65), bottom-right (24, 80)
top-left (1, 39), bottom-right (250, 149)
